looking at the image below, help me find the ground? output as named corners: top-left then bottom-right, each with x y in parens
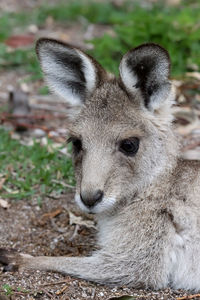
top-left (0, 196), bottom-right (195, 300)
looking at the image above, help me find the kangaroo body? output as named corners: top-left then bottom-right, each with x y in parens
top-left (1, 39), bottom-right (200, 291)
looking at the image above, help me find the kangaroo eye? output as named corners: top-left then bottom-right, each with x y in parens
top-left (68, 137), bottom-right (82, 154)
top-left (119, 138), bottom-right (140, 156)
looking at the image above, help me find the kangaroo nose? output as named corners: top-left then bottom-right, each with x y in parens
top-left (80, 189), bottom-right (104, 208)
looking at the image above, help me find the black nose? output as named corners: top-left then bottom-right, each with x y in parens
top-left (80, 189), bottom-right (104, 208)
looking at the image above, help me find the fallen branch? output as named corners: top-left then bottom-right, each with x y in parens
top-left (39, 279), bottom-right (69, 287)
top-left (177, 294), bottom-right (200, 299)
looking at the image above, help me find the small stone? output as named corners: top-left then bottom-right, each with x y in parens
top-left (11, 133), bottom-right (20, 140)
top-left (59, 147), bottom-right (68, 155)
top-left (28, 24), bottom-right (38, 34)
top-left (48, 130), bottom-right (59, 137)
top-left (32, 129), bottom-right (46, 138)
top-left (20, 82), bottom-right (30, 93)
top-left (82, 292), bottom-right (88, 298)
top-left (57, 128), bottom-right (68, 135)
top-left (41, 136), bottom-right (48, 146)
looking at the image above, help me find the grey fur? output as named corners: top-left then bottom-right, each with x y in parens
top-left (2, 39), bottom-right (200, 291)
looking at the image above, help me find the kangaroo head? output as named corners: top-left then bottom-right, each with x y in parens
top-left (36, 39), bottom-right (177, 215)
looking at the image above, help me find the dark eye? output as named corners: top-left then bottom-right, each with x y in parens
top-left (119, 138), bottom-right (140, 156)
top-left (68, 137), bottom-right (82, 154)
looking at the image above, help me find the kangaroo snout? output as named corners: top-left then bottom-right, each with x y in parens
top-left (80, 189), bottom-right (104, 208)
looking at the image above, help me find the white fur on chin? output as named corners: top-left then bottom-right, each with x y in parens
top-left (75, 193), bottom-right (116, 214)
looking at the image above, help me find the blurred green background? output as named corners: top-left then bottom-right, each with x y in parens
top-left (0, 0), bottom-right (199, 78)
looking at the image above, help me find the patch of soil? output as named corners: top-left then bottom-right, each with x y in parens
top-left (0, 193), bottom-right (192, 300)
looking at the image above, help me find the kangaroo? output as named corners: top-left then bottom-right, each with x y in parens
top-left (1, 38), bottom-right (200, 291)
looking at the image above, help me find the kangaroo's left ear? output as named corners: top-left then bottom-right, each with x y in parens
top-left (119, 43), bottom-right (174, 112)
top-left (36, 38), bottom-right (107, 109)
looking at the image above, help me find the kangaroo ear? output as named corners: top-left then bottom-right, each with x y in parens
top-left (119, 43), bottom-right (174, 112)
top-left (36, 38), bottom-right (106, 108)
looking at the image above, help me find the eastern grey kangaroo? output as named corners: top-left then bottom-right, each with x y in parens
top-left (1, 38), bottom-right (200, 291)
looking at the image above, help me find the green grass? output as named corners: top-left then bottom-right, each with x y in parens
top-left (91, 3), bottom-right (200, 76)
top-left (0, 0), bottom-right (199, 79)
top-left (0, 45), bottom-right (42, 80)
top-left (38, 85), bottom-right (50, 95)
top-left (0, 128), bottom-right (74, 200)
top-left (2, 284), bottom-right (12, 296)
top-left (1, 284), bottom-right (32, 297)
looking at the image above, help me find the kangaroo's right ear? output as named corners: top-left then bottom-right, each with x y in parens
top-left (119, 43), bottom-right (173, 113)
top-left (36, 38), bottom-right (106, 112)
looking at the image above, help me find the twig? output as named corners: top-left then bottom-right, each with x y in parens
top-left (50, 218), bottom-right (68, 233)
top-left (39, 279), bottom-right (69, 287)
top-left (0, 112), bottom-right (67, 120)
top-left (42, 208), bottom-right (62, 219)
top-left (0, 118), bottom-right (51, 132)
top-left (30, 95), bottom-right (68, 103)
top-left (30, 104), bottom-right (68, 113)
top-left (69, 224), bottom-right (80, 241)
top-left (91, 287), bottom-right (96, 299)
top-left (40, 288), bottom-right (53, 299)
top-left (55, 285), bottom-right (68, 295)
top-left (51, 179), bottom-right (75, 189)
top-left (177, 294), bottom-right (200, 299)
top-left (46, 194), bottom-right (61, 200)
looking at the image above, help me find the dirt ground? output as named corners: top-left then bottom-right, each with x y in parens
top-left (0, 195), bottom-right (194, 300)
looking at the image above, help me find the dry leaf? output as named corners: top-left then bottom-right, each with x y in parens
top-left (176, 119), bottom-right (200, 136)
top-left (39, 208), bottom-right (63, 226)
top-left (68, 211), bottom-right (96, 229)
top-left (186, 72), bottom-right (200, 80)
top-left (5, 35), bottom-right (35, 48)
top-left (0, 177), bottom-right (6, 190)
top-left (42, 208), bottom-right (62, 220)
top-left (0, 198), bottom-right (10, 209)
top-left (166, 0), bottom-right (181, 5)
top-left (181, 149), bottom-right (200, 161)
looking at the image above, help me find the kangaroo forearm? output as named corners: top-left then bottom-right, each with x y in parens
top-left (23, 255), bottom-right (124, 284)
top-left (26, 256), bottom-right (96, 274)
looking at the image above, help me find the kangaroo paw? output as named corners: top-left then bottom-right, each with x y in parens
top-left (0, 248), bottom-right (32, 272)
